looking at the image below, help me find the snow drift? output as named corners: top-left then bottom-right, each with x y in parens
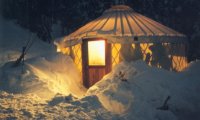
top-left (0, 15), bottom-right (86, 99)
top-left (0, 15), bottom-right (56, 67)
top-left (0, 53), bottom-right (86, 99)
top-left (1, 60), bottom-right (199, 120)
top-left (87, 61), bottom-right (200, 120)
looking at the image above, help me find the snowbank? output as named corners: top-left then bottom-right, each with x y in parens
top-left (0, 53), bottom-right (86, 99)
top-left (0, 15), bottom-right (55, 67)
top-left (1, 60), bottom-right (199, 119)
top-left (0, 15), bottom-right (86, 99)
top-left (87, 61), bottom-right (200, 120)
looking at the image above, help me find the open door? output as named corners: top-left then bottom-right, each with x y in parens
top-left (82, 38), bottom-right (111, 88)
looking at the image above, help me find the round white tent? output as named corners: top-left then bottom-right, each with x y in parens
top-left (56, 5), bottom-right (186, 47)
top-left (55, 5), bottom-right (188, 87)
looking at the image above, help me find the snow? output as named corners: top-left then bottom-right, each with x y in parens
top-left (0, 15), bottom-right (55, 67)
top-left (0, 91), bottom-right (113, 119)
top-left (0, 60), bottom-right (200, 119)
top-left (0, 15), bottom-right (86, 99)
top-left (1, 14), bottom-right (200, 119)
top-left (0, 53), bottom-right (86, 99)
top-left (87, 61), bottom-right (200, 119)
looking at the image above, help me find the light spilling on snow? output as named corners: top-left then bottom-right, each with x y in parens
top-left (87, 61), bottom-right (200, 119)
top-left (1, 59), bottom-right (200, 119)
top-left (54, 41), bottom-right (70, 55)
top-left (87, 62), bottom-right (137, 114)
top-left (0, 54), bottom-right (86, 100)
top-left (88, 40), bottom-right (105, 66)
top-left (0, 16), bottom-right (86, 100)
top-left (56, 47), bottom-right (61, 52)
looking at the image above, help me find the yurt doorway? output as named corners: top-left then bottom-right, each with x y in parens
top-left (82, 38), bottom-right (111, 88)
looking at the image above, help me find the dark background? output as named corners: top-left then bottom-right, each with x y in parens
top-left (0, 0), bottom-right (200, 61)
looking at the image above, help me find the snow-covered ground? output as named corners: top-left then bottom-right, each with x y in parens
top-left (0, 15), bottom-right (200, 120)
top-left (0, 91), bottom-right (113, 119)
top-left (87, 61), bottom-right (200, 120)
top-left (0, 60), bottom-right (200, 120)
top-left (0, 54), bottom-right (86, 99)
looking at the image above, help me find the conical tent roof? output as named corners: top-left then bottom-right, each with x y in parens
top-left (56, 5), bottom-right (186, 47)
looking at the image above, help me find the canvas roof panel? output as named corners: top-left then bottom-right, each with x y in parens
top-left (56, 5), bottom-right (186, 47)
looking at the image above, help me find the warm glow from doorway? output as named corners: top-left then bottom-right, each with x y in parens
top-left (88, 40), bottom-right (105, 66)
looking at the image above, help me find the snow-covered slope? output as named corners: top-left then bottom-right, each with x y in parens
top-left (0, 15), bottom-right (86, 99)
top-left (87, 61), bottom-right (200, 120)
top-left (0, 15), bottom-right (55, 67)
top-left (0, 53), bottom-right (86, 99)
top-left (0, 61), bottom-right (200, 120)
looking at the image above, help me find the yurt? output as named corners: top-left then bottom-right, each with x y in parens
top-left (55, 5), bottom-right (188, 88)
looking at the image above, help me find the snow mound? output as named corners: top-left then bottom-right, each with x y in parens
top-left (87, 61), bottom-right (200, 120)
top-left (87, 62), bottom-right (137, 114)
top-left (0, 53), bottom-right (86, 99)
top-left (0, 59), bottom-right (200, 119)
top-left (0, 15), bottom-right (56, 67)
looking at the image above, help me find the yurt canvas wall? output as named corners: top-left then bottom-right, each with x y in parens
top-left (56, 41), bottom-right (188, 73)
